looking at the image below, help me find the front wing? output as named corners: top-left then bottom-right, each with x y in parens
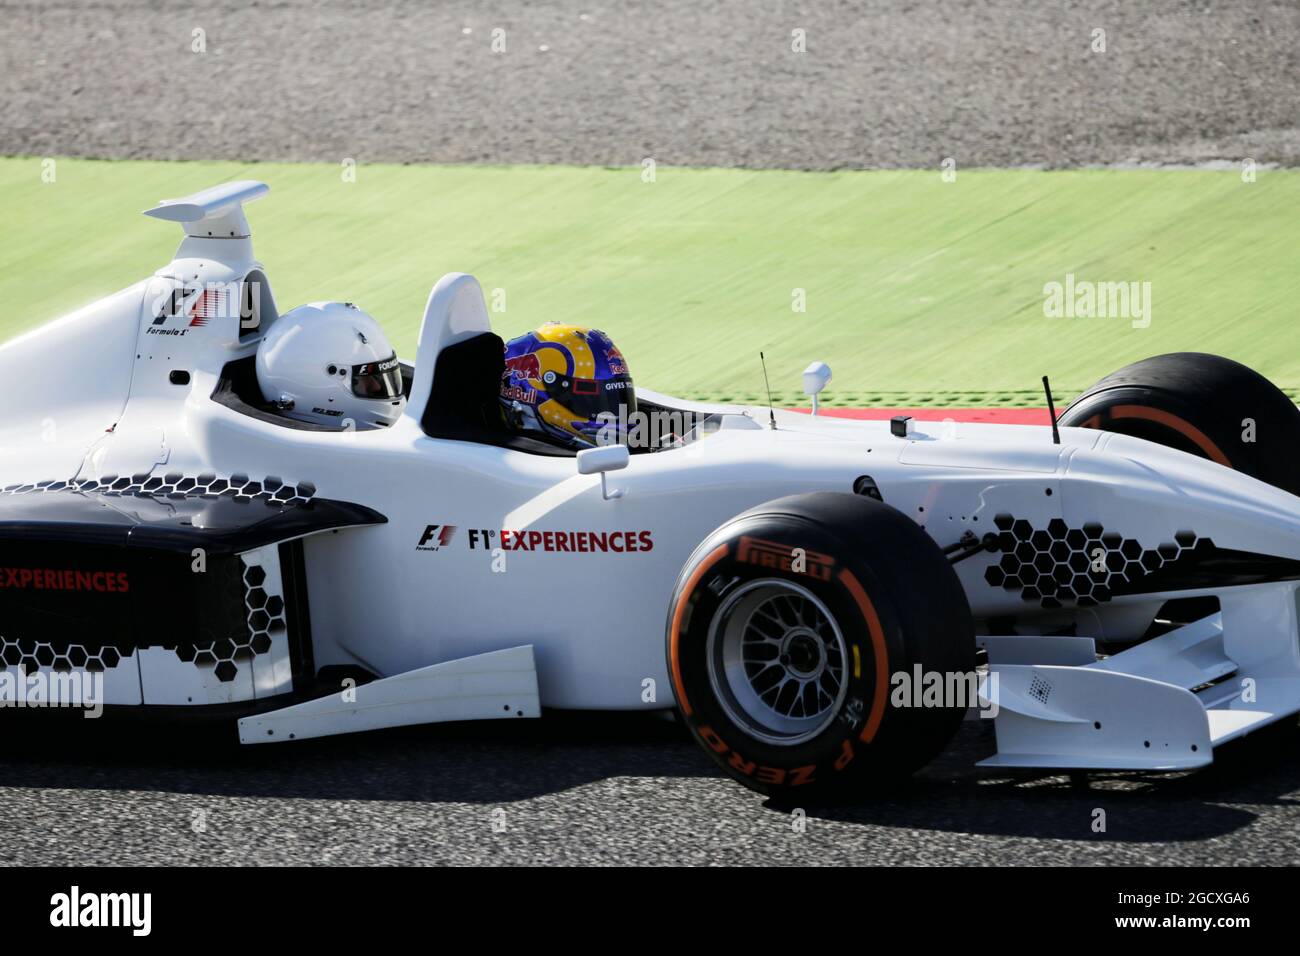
top-left (977, 580), bottom-right (1300, 769)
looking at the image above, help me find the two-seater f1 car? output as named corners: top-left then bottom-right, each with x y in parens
top-left (2, 180), bottom-right (1300, 798)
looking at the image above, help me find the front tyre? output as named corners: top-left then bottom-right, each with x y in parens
top-left (667, 493), bottom-right (975, 798)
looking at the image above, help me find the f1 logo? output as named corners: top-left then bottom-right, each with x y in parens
top-left (416, 525), bottom-right (457, 551)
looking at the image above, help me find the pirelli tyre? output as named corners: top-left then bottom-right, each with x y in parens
top-left (666, 492), bottom-right (976, 798)
top-left (1058, 352), bottom-right (1300, 499)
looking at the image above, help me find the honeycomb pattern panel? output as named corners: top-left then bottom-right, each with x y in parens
top-left (0, 473), bottom-right (317, 505)
top-left (983, 513), bottom-right (1210, 609)
top-left (241, 555), bottom-right (287, 670)
top-left (172, 620), bottom-right (255, 683)
top-left (0, 635), bottom-right (129, 673)
top-left (164, 554), bottom-right (286, 684)
top-left (0, 481), bottom-right (301, 685)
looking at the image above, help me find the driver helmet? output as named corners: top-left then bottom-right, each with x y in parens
top-left (256, 301), bottom-right (405, 429)
top-left (499, 323), bottom-right (635, 447)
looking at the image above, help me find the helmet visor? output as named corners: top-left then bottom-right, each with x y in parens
top-left (549, 375), bottom-right (636, 422)
top-left (352, 354), bottom-right (403, 400)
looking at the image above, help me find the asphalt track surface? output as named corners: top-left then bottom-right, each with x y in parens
top-left (3, 0), bottom-right (1300, 866)
top-left (4, 711), bottom-right (1300, 865)
top-left (3, 0), bottom-right (1299, 169)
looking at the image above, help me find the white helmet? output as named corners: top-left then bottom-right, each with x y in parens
top-left (256, 301), bottom-right (405, 429)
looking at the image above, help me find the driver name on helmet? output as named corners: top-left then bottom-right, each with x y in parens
top-left (256, 301), bottom-right (405, 429)
top-left (499, 323), bottom-right (634, 447)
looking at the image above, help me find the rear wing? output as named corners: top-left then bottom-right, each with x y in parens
top-left (143, 180), bottom-right (269, 268)
top-left (143, 180), bottom-right (268, 238)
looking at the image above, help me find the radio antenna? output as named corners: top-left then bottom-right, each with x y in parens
top-left (1042, 375), bottom-right (1060, 445)
top-left (760, 352), bottom-right (777, 430)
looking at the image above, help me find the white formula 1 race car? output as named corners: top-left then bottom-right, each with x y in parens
top-left (2, 181), bottom-right (1299, 798)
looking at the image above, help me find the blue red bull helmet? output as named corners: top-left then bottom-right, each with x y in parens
top-left (499, 323), bottom-right (635, 447)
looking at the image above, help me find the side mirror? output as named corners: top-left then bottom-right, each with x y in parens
top-left (802, 361), bottom-right (832, 415)
top-left (576, 444), bottom-right (630, 500)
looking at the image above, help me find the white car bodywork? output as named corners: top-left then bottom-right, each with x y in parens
top-left (2, 181), bottom-right (1298, 772)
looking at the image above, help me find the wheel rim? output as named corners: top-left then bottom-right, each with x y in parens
top-left (706, 578), bottom-right (849, 746)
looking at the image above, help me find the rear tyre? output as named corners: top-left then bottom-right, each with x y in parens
top-left (1058, 352), bottom-right (1300, 498)
top-left (666, 492), bottom-right (975, 799)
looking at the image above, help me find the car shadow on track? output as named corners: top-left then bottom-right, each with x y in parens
top-left (787, 717), bottom-right (1300, 843)
top-left (0, 710), bottom-right (1294, 843)
top-left (0, 710), bottom-right (708, 804)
